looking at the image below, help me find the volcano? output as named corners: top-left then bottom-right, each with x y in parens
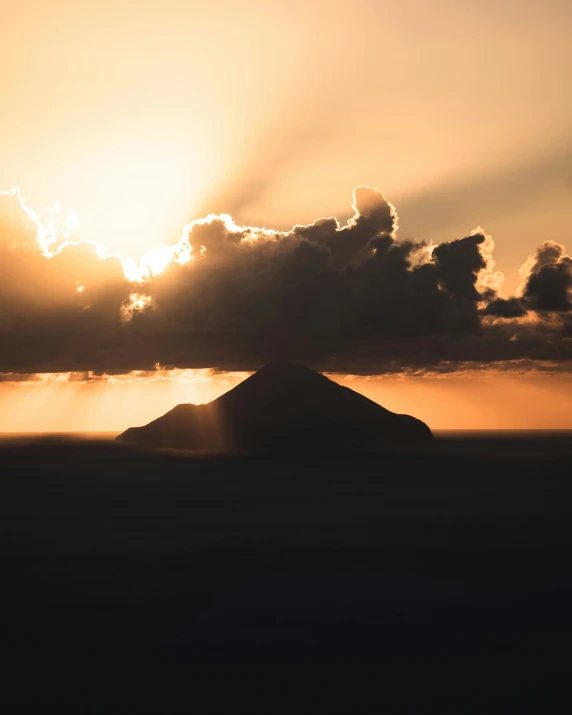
top-left (116, 362), bottom-right (432, 451)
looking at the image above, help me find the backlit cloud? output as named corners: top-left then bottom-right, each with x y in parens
top-left (1, 185), bottom-right (571, 375)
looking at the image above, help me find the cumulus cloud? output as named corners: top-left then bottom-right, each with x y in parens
top-left (482, 297), bottom-right (527, 318)
top-left (0, 186), bottom-right (571, 375)
top-left (521, 241), bottom-right (572, 312)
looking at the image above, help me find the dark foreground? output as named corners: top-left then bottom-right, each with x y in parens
top-left (1, 432), bottom-right (572, 714)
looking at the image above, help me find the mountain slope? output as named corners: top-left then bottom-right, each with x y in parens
top-left (116, 362), bottom-right (432, 451)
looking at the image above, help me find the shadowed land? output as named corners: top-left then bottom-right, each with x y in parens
top-left (1, 431), bottom-right (572, 713)
top-left (116, 362), bottom-right (432, 452)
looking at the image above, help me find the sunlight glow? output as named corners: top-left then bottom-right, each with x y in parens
top-left (1, 185), bottom-right (197, 282)
top-left (0, 187), bottom-right (279, 286)
top-left (120, 293), bottom-right (154, 321)
top-left (1, 368), bottom-right (571, 432)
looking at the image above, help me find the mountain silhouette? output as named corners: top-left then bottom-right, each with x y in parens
top-left (116, 362), bottom-right (432, 451)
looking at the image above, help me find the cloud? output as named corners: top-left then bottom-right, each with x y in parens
top-left (521, 241), bottom-right (572, 311)
top-left (482, 297), bottom-right (527, 318)
top-left (0, 367), bottom-right (250, 386)
top-left (1, 185), bottom-right (571, 375)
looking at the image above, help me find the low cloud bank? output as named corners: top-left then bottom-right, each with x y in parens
top-left (1, 186), bottom-right (571, 375)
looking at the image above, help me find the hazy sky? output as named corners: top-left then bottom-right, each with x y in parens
top-left (1, 0), bottom-right (571, 429)
top-left (1, 370), bottom-right (571, 432)
top-left (2, 1), bottom-right (571, 284)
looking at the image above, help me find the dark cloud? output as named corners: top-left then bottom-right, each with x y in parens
top-left (1, 187), bottom-right (571, 375)
top-left (483, 297), bottom-right (527, 318)
top-left (521, 241), bottom-right (572, 312)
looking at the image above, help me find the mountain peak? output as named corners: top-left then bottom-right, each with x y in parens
top-left (117, 362), bottom-right (432, 451)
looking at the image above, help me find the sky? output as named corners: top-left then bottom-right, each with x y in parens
top-left (1, 0), bottom-right (571, 430)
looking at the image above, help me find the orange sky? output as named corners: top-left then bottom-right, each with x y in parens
top-left (2, 1), bottom-right (571, 291)
top-left (1, 1), bottom-right (571, 430)
top-left (1, 370), bottom-right (572, 433)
